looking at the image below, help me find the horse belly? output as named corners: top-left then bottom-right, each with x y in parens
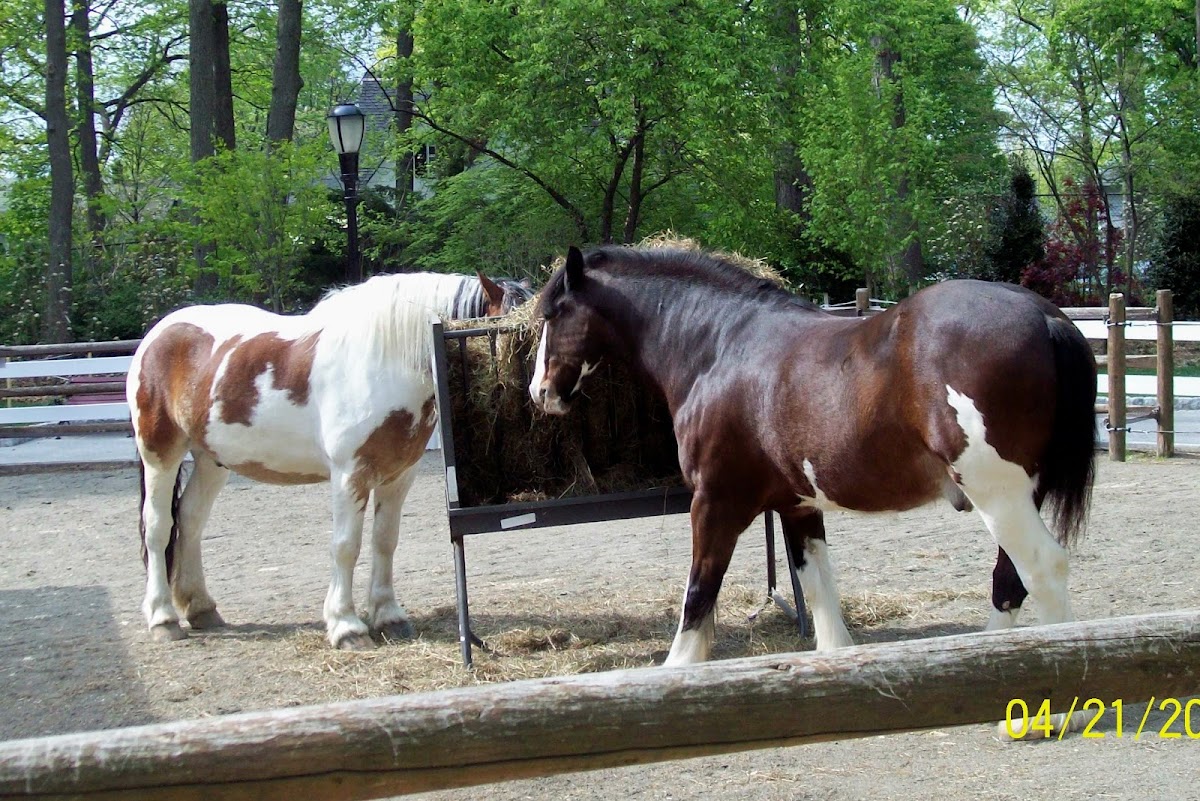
top-left (204, 389), bottom-right (329, 484)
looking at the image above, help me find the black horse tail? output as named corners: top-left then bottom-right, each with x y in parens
top-left (1038, 316), bottom-right (1098, 547)
top-left (138, 458), bottom-right (184, 584)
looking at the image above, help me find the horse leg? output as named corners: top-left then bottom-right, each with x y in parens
top-left (949, 404), bottom-right (1081, 735)
top-left (172, 451), bottom-right (230, 630)
top-left (986, 547), bottom-right (1027, 631)
top-left (365, 466), bottom-right (419, 640)
top-left (323, 473), bottom-right (373, 650)
top-left (138, 444), bottom-right (188, 643)
top-left (663, 491), bottom-right (754, 667)
top-left (779, 509), bottom-right (854, 651)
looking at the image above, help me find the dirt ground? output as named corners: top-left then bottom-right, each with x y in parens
top-left (1, 450), bottom-right (1198, 800)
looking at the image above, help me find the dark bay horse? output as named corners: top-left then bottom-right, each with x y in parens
top-left (529, 246), bottom-right (1096, 676)
top-left (129, 271), bottom-right (532, 650)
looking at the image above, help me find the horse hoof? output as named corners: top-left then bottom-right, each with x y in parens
top-left (376, 619), bottom-right (415, 641)
top-left (336, 633), bottom-right (376, 651)
top-left (187, 609), bottom-right (227, 630)
top-left (150, 622), bottom-right (188, 643)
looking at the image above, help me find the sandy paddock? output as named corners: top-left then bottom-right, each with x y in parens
top-left (1, 451), bottom-right (1198, 800)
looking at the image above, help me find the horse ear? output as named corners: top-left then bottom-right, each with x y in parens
top-left (564, 246), bottom-right (586, 292)
top-left (476, 270), bottom-right (505, 313)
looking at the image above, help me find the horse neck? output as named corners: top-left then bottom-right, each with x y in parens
top-left (311, 273), bottom-right (474, 374)
top-left (599, 277), bottom-right (749, 412)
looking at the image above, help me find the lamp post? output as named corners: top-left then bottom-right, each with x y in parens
top-left (327, 103), bottom-right (366, 284)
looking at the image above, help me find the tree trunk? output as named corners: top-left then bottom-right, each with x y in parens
top-left (622, 128), bottom-right (646, 244)
top-left (266, 0), bottom-right (303, 144)
top-left (45, 0), bottom-right (74, 343)
top-left (1116, 47), bottom-right (1139, 300)
top-left (212, 2), bottom-right (236, 150)
top-left (190, 0), bottom-right (218, 293)
top-left (873, 34), bottom-right (922, 289)
top-left (771, 2), bottom-right (814, 232)
top-left (395, 24), bottom-right (416, 207)
top-left (71, 0), bottom-right (104, 280)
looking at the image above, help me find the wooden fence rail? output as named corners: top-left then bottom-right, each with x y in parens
top-left (1, 292), bottom-right (1187, 459)
top-left (1, 610), bottom-right (1197, 801)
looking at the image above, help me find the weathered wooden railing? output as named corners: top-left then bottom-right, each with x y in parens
top-left (0, 341), bottom-right (137, 439)
top-left (0, 610), bottom-right (1196, 800)
top-left (3, 289), bottom-right (1193, 461)
top-left (1062, 290), bottom-right (1190, 461)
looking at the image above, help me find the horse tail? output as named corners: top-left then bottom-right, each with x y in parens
top-left (138, 458), bottom-right (184, 584)
top-left (1038, 316), bottom-right (1098, 547)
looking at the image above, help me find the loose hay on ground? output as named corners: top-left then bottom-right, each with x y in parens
top-left (275, 582), bottom-right (982, 704)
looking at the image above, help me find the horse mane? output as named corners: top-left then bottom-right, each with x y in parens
top-left (545, 246), bottom-right (818, 312)
top-left (308, 273), bottom-right (476, 372)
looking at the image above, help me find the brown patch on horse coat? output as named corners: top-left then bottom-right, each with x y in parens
top-left (350, 397), bottom-right (438, 504)
top-left (227, 461), bottom-right (327, 485)
top-left (134, 323), bottom-right (220, 460)
top-left (216, 332), bottom-right (320, 426)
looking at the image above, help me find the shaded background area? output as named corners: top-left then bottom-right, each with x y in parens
top-left (0, 586), bottom-right (155, 739)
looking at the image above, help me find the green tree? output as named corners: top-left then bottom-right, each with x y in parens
top-left (797, 0), bottom-right (1002, 294)
top-left (984, 156), bottom-right (1046, 284)
top-left (407, 0), bottom-right (764, 246)
top-left (1147, 192), bottom-right (1200, 319)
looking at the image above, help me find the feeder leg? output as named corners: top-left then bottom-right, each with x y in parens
top-left (764, 511), bottom-right (810, 639)
top-left (782, 524), bottom-right (810, 640)
top-left (453, 536), bottom-right (474, 668)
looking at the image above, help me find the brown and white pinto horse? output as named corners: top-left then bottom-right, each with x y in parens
top-left (530, 246), bottom-right (1096, 676)
top-left (130, 271), bottom-right (532, 650)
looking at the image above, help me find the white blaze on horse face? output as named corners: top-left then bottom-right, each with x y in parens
top-left (529, 321), bottom-right (550, 406)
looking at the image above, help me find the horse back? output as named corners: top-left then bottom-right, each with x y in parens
top-left (129, 305), bottom-right (326, 478)
top-left (683, 280), bottom-right (1091, 515)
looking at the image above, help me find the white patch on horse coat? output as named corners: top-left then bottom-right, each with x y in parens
top-left (794, 539), bottom-right (854, 650)
top-left (663, 581), bottom-right (716, 666)
top-left (985, 608), bottom-right (1019, 631)
top-left (529, 321), bottom-right (550, 405)
top-left (796, 459), bottom-right (847, 512)
top-left (207, 356), bottom-right (328, 478)
top-left (571, 359), bottom-right (599, 396)
top-left (945, 385), bottom-right (1073, 630)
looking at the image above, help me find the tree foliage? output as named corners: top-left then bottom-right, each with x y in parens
top-left (984, 156), bottom-right (1046, 284)
top-left (1147, 192), bottom-right (1200, 319)
top-left (2, 0), bottom-right (1200, 344)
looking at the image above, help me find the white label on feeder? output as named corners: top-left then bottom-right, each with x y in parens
top-left (446, 467), bottom-right (458, 503)
top-left (500, 513), bottom-right (536, 529)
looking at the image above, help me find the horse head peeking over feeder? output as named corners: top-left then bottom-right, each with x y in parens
top-left (129, 271), bottom-right (532, 650)
top-left (530, 246), bottom-right (1096, 701)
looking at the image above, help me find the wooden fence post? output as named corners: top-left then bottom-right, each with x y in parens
top-left (1107, 293), bottom-right (1126, 462)
top-left (855, 288), bottom-right (869, 316)
top-left (1157, 289), bottom-right (1174, 458)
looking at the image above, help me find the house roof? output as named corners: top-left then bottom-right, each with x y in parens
top-left (357, 75), bottom-right (395, 132)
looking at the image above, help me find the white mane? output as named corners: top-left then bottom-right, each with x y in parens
top-left (307, 273), bottom-right (477, 373)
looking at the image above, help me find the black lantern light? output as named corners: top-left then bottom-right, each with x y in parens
top-left (327, 103), bottom-right (366, 283)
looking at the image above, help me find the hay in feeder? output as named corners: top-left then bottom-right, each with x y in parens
top-left (441, 235), bottom-right (787, 508)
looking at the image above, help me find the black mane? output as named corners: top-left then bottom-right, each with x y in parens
top-left (540, 245), bottom-right (818, 315)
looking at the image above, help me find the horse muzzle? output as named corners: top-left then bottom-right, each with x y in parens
top-left (529, 382), bottom-right (571, 416)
